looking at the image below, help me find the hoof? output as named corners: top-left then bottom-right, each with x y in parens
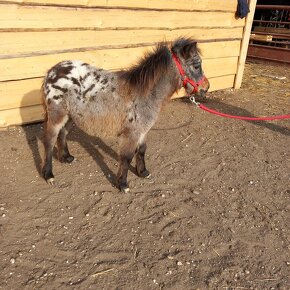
top-left (42, 167), bottom-right (54, 184)
top-left (47, 178), bottom-right (55, 185)
top-left (119, 185), bottom-right (130, 193)
top-left (138, 169), bottom-right (151, 178)
top-left (60, 154), bottom-right (75, 163)
top-left (145, 173), bottom-right (152, 179)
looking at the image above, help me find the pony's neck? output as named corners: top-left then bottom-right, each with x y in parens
top-left (151, 59), bottom-right (181, 104)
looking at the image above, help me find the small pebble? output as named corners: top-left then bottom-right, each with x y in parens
top-left (69, 217), bottom-right (74, 220)
top-left (177, 261), bottom-right (183, 266)
top-left (10, 258), bottom-right (15, 264)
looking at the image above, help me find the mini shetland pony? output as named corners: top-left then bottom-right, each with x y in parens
top-left (42, 38), bottom-right (209, 192)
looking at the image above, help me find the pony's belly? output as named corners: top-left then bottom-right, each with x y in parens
top-left (71, 110), bottom-right (123, 138)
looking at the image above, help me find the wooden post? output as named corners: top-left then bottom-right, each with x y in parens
top-left (234, 0), bottom-right (257, 89)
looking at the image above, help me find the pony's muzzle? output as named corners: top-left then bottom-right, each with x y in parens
top-left (197, 76), bottom-right (210, 97)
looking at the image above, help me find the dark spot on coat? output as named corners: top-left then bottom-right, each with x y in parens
top-left (71, 77), bottom-right (81, 86)
top-left (83, 72), bottom-right (91, 81)
top-left (58, 65), bottom-right (73, 76)
top-left (111, 87), bottom-right (116, 92)
top-left (83, 84), bottom-right (95, 98)
top-left (47, 99), bottom-right (52, 104)
top-left (101, 78), bottom-right (108, 85)
top-left (81, 63), bottom-right (89, 66)
top-left (47, 65), bottom-right (73, 84)
top-left (129, 117), bottom-right (133, 123)
top-left (51, 84), bottom-right (68, 93)
top-left (94, 73), bottom-right (101, 81)
top-left (53, 95), bottom-right (61, 100)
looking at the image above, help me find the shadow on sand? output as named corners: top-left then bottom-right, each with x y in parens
top-left (182, 97), bottom-right (290, 136)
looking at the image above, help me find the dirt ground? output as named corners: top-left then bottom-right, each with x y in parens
top-left (1, 61), bottom-right (290, 290)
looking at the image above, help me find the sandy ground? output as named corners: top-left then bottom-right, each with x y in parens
top-left (0, 61), bottom-right (290, 289)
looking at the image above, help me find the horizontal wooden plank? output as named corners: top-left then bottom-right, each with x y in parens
top-left (253, 26), bottom-right (290, 35)
top-left (0, 79), bottom-right (42, 110)
top-left (0, 46), bottom-right (239, 81)
top-left (248, 44), bottom-right (290, 63)
top-left (0, 75), bottom-right (236, 127)
top-left (200, 41), bottom-right (241, 59)
top-left (0, 105), bottom-right (45, 127)
top-left (0, 0), bottom-right (238, 11)
top-left (250, 33), bottom-right (272, 42)
top-left (0, 29), bottom-right (243, 56)
top-left (203, 57), bottom-right (238, 77)
top-left (0, 4), bottom-right (245, 30)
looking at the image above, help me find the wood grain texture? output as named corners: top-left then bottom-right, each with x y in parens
top-left (0, 0), bottom-right (238, 11)
top-left (1, 5), bottom-right (245, 30)
top-left (0, 30), bottom-right (243, 57)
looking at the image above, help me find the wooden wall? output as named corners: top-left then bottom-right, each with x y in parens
top-left (0, 0), bottom-right (253, 127)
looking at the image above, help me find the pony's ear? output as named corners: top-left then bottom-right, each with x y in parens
top-left (181, 42), bottom-right (197, 59)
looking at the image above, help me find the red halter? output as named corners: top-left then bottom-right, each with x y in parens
top-left (171, 53), bottom-right (206, 93)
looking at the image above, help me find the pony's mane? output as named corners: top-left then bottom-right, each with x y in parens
top-left (119, 42), bottom-right (172, 96)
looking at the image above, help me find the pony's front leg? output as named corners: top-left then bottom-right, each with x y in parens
top-left (117, 137), bottom-right (138, 193)
top-left (136, 143), bottom-right (150, 178)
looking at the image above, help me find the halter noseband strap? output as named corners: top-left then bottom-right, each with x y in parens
top-left (171, 52), bottom-right (206, 93)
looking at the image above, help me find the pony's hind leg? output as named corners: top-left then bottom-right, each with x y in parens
top-left (42, 111), bottom-right (69, 184)
top-left (57, 119), bottom-right (74, 163)
top-left (136, 142), bottom-right (151, 178)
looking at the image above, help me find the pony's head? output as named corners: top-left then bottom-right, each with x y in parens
top-left (171, 38), bottom-right (210, 99)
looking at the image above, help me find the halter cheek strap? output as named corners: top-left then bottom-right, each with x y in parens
top-left (171, 52), bottom-right (206, 93)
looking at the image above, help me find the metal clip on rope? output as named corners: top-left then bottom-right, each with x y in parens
top-left (189, 95), bottom-right (200, 106)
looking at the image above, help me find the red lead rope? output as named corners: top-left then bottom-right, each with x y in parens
top-left (198, 103), bottom-right (290, 121)
top-left (172, 52), bottom-right (290, 121)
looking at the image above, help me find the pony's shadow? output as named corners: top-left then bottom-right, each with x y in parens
top-left (20, 91), bottom-right (134, 187)
top-left (23, 123), bottom-right (134, 187)
top-left (183, 97), bottom-right (290, 136)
